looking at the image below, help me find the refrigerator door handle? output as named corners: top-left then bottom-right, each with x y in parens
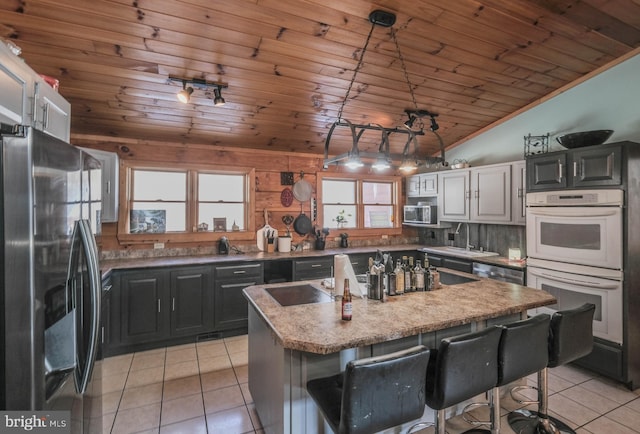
top-left (75, 219), bottom-right (101, 394)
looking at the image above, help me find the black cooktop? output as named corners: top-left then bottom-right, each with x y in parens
top-left (265, 284), bottom-right (332, 306)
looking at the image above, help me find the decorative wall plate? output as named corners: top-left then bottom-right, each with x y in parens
top-left (280, 188), bottom-right (294, 207)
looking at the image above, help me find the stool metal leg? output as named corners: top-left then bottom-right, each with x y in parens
top-left (508, 368), bottom-right (576, 434)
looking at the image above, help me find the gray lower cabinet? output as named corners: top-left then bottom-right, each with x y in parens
top-left (214, 262), bottom-right (264, 331)
top-left (112, 265), bottom-right (214, 349)
top-left (170, 266), bottom-right (214, 337)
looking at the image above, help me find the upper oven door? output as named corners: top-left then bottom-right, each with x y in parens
top-left (526, 205), bottom-right (623, 270)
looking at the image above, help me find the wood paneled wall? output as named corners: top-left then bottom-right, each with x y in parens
top-left (73, 134), bottom-right (416, 253)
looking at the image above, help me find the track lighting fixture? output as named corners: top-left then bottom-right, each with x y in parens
top-left (168, 76), bottom-right (228, 106)
top-left (323, 10), bottom-right (449, 172)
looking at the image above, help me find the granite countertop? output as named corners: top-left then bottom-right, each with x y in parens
top-left (99, 244), bottom-right (426, 275)
top-left (99, 243), bottom-right (525, 276)
top-left (243, 270), bottom-right (554, 355)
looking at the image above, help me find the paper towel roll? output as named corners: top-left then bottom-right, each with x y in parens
top-left (334, 254), bottom-right (363, 298)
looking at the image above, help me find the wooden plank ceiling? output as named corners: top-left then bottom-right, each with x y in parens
top-left (1, 0), bottom-right (639, 159)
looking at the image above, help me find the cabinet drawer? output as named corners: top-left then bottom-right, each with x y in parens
top-left (293, 257), bottom-right (333, 281)
top-left (215, 262), bottom-right (263, 280)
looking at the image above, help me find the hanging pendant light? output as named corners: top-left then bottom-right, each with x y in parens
top-left (322, 10), bottom-right (448, 171)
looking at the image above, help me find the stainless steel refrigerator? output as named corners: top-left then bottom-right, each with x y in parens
top-left (1, 126), bottom-right (102, 432)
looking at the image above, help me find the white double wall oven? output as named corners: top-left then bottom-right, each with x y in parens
top-left (526, 189), bottom-right (624, 344)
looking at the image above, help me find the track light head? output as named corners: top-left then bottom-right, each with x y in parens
top-left (213, 86), bottom-right (225, 106)
top-left (403, 115), bottom-right (416, 129)
top-left (177, 81), bottom-right (194, 103)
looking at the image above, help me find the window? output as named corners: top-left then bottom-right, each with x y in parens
top-left (124, 163), bottom-right (252, 238)
top-left (320, 174), bottom-right (400, 231)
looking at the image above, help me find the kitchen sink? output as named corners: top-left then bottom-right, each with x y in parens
top-left (438, 270), bottom-right (479, 285)
top-left (421, 246), bottom-right (500, 258)
top-left (265, 284), bottom-right (333, 306)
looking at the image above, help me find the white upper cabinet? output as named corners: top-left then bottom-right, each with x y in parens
top-left (0, 43), bottom-right (33, 126)
top-left (33, 79), bottom-right (70, 142)
top-left (470, 164), bottom-right (512, 223)
top-left (406, 173), bottom-right (438, 198)
top-left (438, 161), bottom-right (524, 225)
top-left (80, 148), bottom-right (120, 223)
top-left (511, 161), bottom-right (526, 225)
top-left (438, 170), bottom-right (470, 221)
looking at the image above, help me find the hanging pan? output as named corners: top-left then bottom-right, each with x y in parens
top-left (293, 203), bottom-right (313, 236)
top-left (292, 171), bottom-right (312, 202)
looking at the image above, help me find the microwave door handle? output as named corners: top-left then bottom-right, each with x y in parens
top-left (75, 219), bottom-right (101, 394)
top-left (529, 268), bottom-right (620, 290)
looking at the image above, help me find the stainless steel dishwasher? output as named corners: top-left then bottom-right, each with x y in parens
top-left (472, 262), bottom-right (525, 285)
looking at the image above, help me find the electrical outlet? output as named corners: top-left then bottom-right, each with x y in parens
top-left (154, 242), bottom-right (165, 249)
top-left (381, 235), bottom-right (389, 239)
top-left (447, 233), bottom-right (455, 241)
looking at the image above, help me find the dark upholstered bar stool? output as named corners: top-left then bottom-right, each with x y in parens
top-left (306, 345), bottom-right (430, 434)
top-left (462, 314), bottom-right (552, 432)
top-left (424, 326), bottom-right (503, 434)
top-left (508, 303), bottom-right (596, 434)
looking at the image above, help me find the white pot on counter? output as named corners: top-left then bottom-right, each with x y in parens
top-left (278, 236), bottom-right (292, 253)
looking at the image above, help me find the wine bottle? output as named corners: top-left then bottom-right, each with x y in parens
top-left (394, 259), bottom-right (405, 295)
top-left (414, 258), bottom-right (425, 291)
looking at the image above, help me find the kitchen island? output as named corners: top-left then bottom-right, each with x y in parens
top-left (244, 271), bottom-right (555, 434)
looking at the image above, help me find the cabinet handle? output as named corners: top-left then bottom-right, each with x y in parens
top-left (558, 163), bottom-right (563, 180)
top-left (41, 103), bottom-right (49, 130)
top-left (106, 180), bottom-right (111, 195)
top-left (101, 326), bottom-right (104, 344)
top-left (172, 297), bottom-right (175, 311)
top-left (233, 270), bottom-right (247, 274)
top-left (311, 264), bottom-right (322, 268)
top-left (157, 299), bottom-right (161, 313)
top-left (573, 161), bottom-right (577, 177)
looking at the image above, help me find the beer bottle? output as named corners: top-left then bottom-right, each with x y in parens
top-left (403, 256), bottom-right (411, 293)
top-left (341, 278), bottom-right (353, 321)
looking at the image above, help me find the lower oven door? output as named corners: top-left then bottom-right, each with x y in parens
top-left (527, 264), bottom-right (623, 344)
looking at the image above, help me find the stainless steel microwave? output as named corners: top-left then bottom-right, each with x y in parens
top-left (403, 205), bottom-right (437, 224)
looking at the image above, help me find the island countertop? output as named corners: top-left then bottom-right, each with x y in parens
top-left (243, 271), bottom-right (555, 355)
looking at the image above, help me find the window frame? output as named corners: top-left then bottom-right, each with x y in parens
top-left (118, 160), bottom-right (255, 244)
top-left (317, 172), bottom-right (402, 236)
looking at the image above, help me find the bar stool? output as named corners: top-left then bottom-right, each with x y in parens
top-left (508, 303), bottom-right (596, 434)
top-left (306, 345), bottom-right (430, 434)
top-left (461, 314), bottom-right (551, 432)
top-left (424, 326), bottom-right (502, 434)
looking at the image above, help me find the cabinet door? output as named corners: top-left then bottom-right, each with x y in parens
top-left (438, 170), bottom-right (470, 221)
top-left (0, 50), bottom-right (32, 125)
top-left (33, 80), bottom-right (70, 142)
top-left (570, 145), bottom-right (621, 187)
top-left (420, 174), bottom-right (438, 196)
top-left (80, 148), bottom-right (119, 222)
top-left (120, 270), bottom-right (169, 345)
top-left (512, 161), bottom-right (526, 225)
top-left (170, 266), bottom-right (214, 337)
top-left (470, 165), bottom-right (511, 222)
top-left (406, 175), bottom-right (421, 197)
top-left (526, 153), bottom-right (567, 191)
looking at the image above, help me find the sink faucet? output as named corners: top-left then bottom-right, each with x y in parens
top-left (465, 222), bottom-right (475, 250)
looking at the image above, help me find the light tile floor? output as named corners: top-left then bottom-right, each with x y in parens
top-left (102, 335), bottom-right (640, 434)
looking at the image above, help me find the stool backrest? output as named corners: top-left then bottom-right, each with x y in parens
top-left (426, 326), bottom-right (502, 410)
top-left (548, 303), bottom-right (596, 367)
top-left (498, 314), bottom-right (551, 386)
top-left (340, 345), bottom-right (430, 434)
